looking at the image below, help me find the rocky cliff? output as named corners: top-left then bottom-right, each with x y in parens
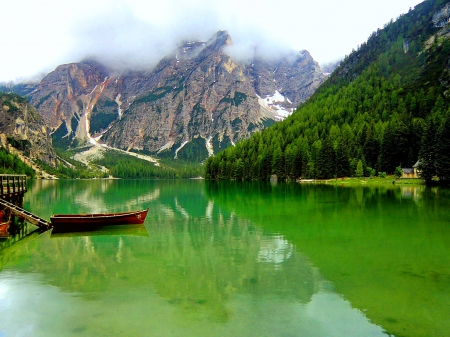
top-left (23, 31), bottom-right (326, 161)
top-left (0, 93), bottom-right (56, 167)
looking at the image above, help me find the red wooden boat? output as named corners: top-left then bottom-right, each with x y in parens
top-left (0, 221), bottom-right (10, 238)
top-left (0, 210), bottom-right (10, 238)
top-left (50, 208), bottom-right (148, 232)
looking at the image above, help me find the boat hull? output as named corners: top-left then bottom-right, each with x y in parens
top-left (0, 222), bottom-right (10, 238)
top-left (50, 208), bottom-right (148, 233)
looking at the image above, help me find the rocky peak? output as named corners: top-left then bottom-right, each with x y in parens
top-left (22, 30), bottom-right (326, 162)
top-left (208, 30), bottom-right (232, 48)
top-left (28, 60), bottom-right (110, 130)
top-left (176, 41), bottom-right (207, 61)
top-left (193, 30), bottom-right (232, 63)
top-left (247, 50), bottom-right (326, 119)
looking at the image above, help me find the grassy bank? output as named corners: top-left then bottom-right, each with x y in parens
top-left (300, 176), bottom-right (424, 186)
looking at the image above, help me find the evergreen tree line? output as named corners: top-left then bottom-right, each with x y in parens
top-left (94, 151), bottom-right (202, 179)
top-left (419, 113), bottom-right (450, 184)
top-left (0, 147), bottom-right (35, 177)
top-left (205, 0), bottom-right (450, 184)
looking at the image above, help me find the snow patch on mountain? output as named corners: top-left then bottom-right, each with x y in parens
top-left (258, 91), bottom-right (294, 120)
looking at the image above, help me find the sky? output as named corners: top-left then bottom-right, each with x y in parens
top-left (1, 0), bottom-right (424, 82)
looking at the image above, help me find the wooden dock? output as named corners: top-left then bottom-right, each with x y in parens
top-left (0, 174), bottom-right (27, 198)
top-left (0, 174), bottom-right (52, 230)
top-left (0, 198), bottom-right (52, 229)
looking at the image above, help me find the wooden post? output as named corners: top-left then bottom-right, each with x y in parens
top-left (0, 175), bottom-right (27, 199)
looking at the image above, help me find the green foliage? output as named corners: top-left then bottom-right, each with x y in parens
top-left (418, 118), bottom-right (436, 184)
top-left (43, 148), bottom-right (108, 179)
top-left (219, 92), bottom-right (247, 107)
top-left (394, 166), bottom-right (403, 179)
top-left (52, 123), bottom-right (73, 149)
top-left (2, 99), bottom-right (19, 112)
top-left (212, 135), bottom-right (232, 153)
top-left (232, 92), bottom-right (247, 106)
top-left (71, 116), bottom-right (79, 133)
top-left (379, 172), bottom-right (387, 178)
top-left (367, 167), bottom-right (377, 178)
top-left (7, 137), bottom-right (31, 154)
top-left (435, 112), bottom-right (450, 184)
top-left (90, 111), bottom-right (117, 134)
top-left (175, 138), bottom-right (209, 163)
top-left (93, 150), bottom-right (202, 179)
top-left (355, 160), bottom-right (364, 178)
top-left (204, 0), bottom-right (450, 184)
top-left (0, 147), bottom-right (35, 177)
top-left (0, 92), bottom-right (27, 112)
top-left (0, 92), bottom-right (27, 105)
top-left (135, 86), bottom-right (172, 103)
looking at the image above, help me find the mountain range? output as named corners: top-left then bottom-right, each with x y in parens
top-left (2, 30), bottom-right (326, 168)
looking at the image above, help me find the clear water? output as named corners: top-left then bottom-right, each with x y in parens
top-left (0, 179), bottom-right (449, 337)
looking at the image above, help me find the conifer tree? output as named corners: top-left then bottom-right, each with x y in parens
top-left (418, 117), bottom-right (437, 184)
top-left (435, 116), bottom-right (450, 184)
top-left (356, 160), bottom-right (364, 177)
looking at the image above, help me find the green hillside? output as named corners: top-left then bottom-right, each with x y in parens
top-left (205, 0), bottom-right (450, 185)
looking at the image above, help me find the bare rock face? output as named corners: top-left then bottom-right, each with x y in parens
top-left (102, 31), bottom-right (272, 159)
top-left (25, 31), bottom-right (326, 161)
top-left (247, 51), bottom-right (326, 119)
top-left (27, 61), bottom-right (115, 142)
top-left (433, 2), bottom-right (450, 27)
top-left (0, 93), bottom-right (56, 165)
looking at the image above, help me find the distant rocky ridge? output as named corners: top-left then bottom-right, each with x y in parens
top-left (10, 31), bottom-right (327, 161)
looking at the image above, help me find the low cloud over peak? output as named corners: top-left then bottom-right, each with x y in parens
top-left (1, 0), bottom-right (422, 82)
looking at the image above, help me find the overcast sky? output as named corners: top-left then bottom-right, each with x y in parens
top-left (1, 0), bottom-right (423, 82)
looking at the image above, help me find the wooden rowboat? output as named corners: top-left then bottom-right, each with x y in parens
top-left (0, 210), bottom-right (10, 238)
top-left (50, 208), bottom-right (148, 232)
top-left (0, 221), bottom-right (10, 238)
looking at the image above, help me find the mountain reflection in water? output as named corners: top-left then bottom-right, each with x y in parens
top-left (2, 179), bottom-right (446, 336)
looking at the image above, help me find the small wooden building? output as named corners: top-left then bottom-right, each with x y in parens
top-left (401, 161), bottom-right (421, 179)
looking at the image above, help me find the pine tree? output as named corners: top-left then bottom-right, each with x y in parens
top-left (435, 116), bottom-right (450, 184)
top-left (418, 117), bottom-right (437, 184)
top-left (272, 145), bottom-right (285, 179)
top-left (316, 137), bottom-right (336, 179)
top-left (356, 160), bottom-right (364, 177)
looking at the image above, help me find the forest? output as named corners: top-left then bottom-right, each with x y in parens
top-left (205, 0), bottom-right (450, 185)
top-left (93, 150), bottom-right (203, 179)
top-left (0, 147), bottom-right (35, 177)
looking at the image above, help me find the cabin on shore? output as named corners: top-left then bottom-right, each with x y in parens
top-left (401, 161), bottom-right (421, 179)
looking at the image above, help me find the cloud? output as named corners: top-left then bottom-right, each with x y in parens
top-left (64, 0), bottom-right (300, 71)
top-left (64, 0), bottom-right (222, 73)
top-left (0, 0), bottom-right (422, 82)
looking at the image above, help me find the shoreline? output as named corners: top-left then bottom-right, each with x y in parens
top-left (298, 177), bottom-right (424, 186)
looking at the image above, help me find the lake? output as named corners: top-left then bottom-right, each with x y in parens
top-left (0, 179), bottom-right (449, 337)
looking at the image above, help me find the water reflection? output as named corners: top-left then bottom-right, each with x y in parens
top-left (24, 179), bottom-right (161, 218)
top-left (0, 181), bottom-right (445, 336)
top-left (205, 181), bottom-right (450, 337)
top-left (257, 235), bottom-right (293, 266)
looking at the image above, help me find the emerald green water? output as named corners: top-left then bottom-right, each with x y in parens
top-left (0, 179), bottom-right (449, 337)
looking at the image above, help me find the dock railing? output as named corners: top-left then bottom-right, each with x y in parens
top-left (0, 174), bottom-right (52, 229)
top-left (0, 174), bottom-right (27, 198)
